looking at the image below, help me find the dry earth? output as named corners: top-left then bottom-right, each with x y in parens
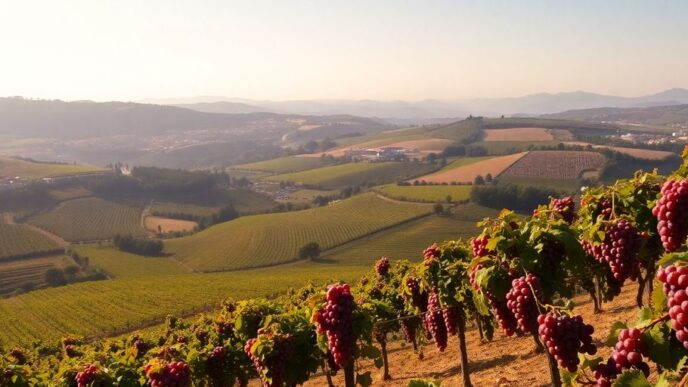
top-left (413, 152), bottom-right (528, 184)
top-left (144, 216), bottom-right (197, 234)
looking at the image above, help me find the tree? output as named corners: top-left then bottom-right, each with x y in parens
top-left (433, 203), bottom-right (445, 215)
top-left (474, 175), bottom-right (485, 185)
top-left (485, 173), bottom-right (493, 183)
top-left (446, 195), bottom-right (453, 203)
top-left (45, 268), bottom-right (67, 286)
top-left (298, 242), bottom-right (321, 260)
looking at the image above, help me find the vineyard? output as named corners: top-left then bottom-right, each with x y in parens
top-left (374, 183), bottom-right (472, 203)
top-left (0, 222), bottom-right (62, 260)
top-left (267, 161), bottom-right (437, 189)
top-left (75, 245), bottom-right (188, 278)
top-left (501, 150), bottom-right (606, 180)
top-left (165, 193), bottom-right (432, 271)
top-left (0, 156), bottom-right (106, 179)
top-left (28, 197), bottom-right (145, 241)
top-left (232, 156), bottom-right (334, 174)
top-left (0, 255), bottom-right (69, 296)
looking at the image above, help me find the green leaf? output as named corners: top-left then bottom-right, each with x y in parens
top-left (611, 370), bottom-right (650, 387)
top-left (485, 236), bottom-right (504, 250)
top-left (356, 371), bottom-right (372, 387)
top-left (652, 284), bottom-right (667, 315)
top-left (634, 307), bottom-right (654, 327)
top-left (579, 353), bottom-right (603, 371)
top-left (654, 373), bottom-right (670, 387)
top-left (605, 321), bottom-right (627, 346)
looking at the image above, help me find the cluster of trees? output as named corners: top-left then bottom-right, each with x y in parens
top-left (311, 185), bottom-right (362, 207)
top-left (113, 235), bottom-right (164, 256)
top-left (441, 144), bottom-right (488, 158)
top-left (470, 183), bottom-right (563, 212)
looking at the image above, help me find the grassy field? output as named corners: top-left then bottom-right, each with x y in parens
top-left (29, 198), bottom-right (145, 242)
top-left (267, 161), bottom-right (437, 188)
top-left (496, 175), bottom-right (581, 192)
top-left (0, 156), bottom-right (106, 179)
top-left (428, 120), bottom-right (481, 142)
top-left (232, 156), bottom-right (334, 174)
top-left (374, 183), bottom-right (472, 203)
top-left (165, 193), bottom-right (431, 271)
top-left (0, 262), bottom-right (368, 346)
top-left (0, 255), bottom-right (72, 296)
top-left (324, 204), bottom-right (498, 266)
top-left (48, 187), bottom-right (93, 201)
top-left (0, 222), bottom-right (63, 260)
top-left (150, 201), bottom-right (219, 219)
top-left (468, 140), bottom-right (562, 155)
top-left (227, 189), bottom-right (277, 214)
top-left (74, 245), bottom-right (188, 278)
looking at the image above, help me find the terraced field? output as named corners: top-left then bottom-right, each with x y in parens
top-left (165, 193), bottom-right (431, 271)
top-left (374, 183), bottom-right (472, 203)
top-left (0, 222), bottom-right (62, 260)
top-left (0, 255), bottom-right (70, 296)
top-left (232, 156), bottom-right (333, 174)
top-left (28, 198), bottom-right (145, 242)
top-left (0, 156), bottom-right (106, 179)
top-left (74, 245), bottom-right (188, 278)
top-left (501, 150), bottom-right (606, 179)
top-left (0, 263), bottom-right (367, 346)
top-left (267, 161), bottom-right (437, 188)
top-left (324, 204), bottom-right (498, 266)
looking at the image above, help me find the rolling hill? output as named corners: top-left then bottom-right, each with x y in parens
top-left (543, 104), bottom-right (688, 128)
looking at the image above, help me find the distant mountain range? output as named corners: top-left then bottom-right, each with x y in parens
top-left (141, 88), bottom-right (688, 120)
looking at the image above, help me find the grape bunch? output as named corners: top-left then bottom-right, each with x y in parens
top-left (657, 263), bottom-right (688, 349)
top-left (75, 364), bottom-right (99, 387)
top-left (423, 244), bottom-right (441, 267)
top-left (597, 199), bottom-right (613, 220)
top-left (424, 290), bottom-right (448, 351)
top-left (214, 320), bottom-right (234, 337)
top-left (375, 256), bottom-right (390, 277)
top-left (653, 179), bottom-right (688, 252)
top-left (206, 346), bottom-right (226, 381)
top-left (405, 276), bottom-right (428, 312)
top-left (550, 196), bottom-right (576, 224)
top-left (611, 328), bottom-right (650, 376)
top-left (593, 358), bottom-right (620, 387)
top-left (133, 339), bottom-right (149, 359)
top-left (469, 263), bottom-right (483, 290)
top-left (506, 275), bottom-right (543, 333)
top-left (442, 306), bottom-right (459, 336)
top-left (586, 220), bottom-right (641, 282)
top-left (326, 351), bottom-right (340, 375)
top-left (244, 334), bottom-right (295, 387)
top-left (313, 284), bottom-right (356, 367)
top-left (145, 361), bottom-right (191, 387)
top-left (540, 238), bottom-right (565, 270)
top-left (537, 313), bottom-right (596, 373)
top-left (471, 236), bottom-right (492, 257)
top-left (400, 317), bottom-right (417, 344)
top-left (492, 299), bottom-right (519, 337)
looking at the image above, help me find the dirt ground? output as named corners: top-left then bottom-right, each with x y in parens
top-left (414, 152), bottom-right (528, 184)
top-left (300, 284), bottom-right (643, 387)
top-left (144, 216), bottom-right (197, 234)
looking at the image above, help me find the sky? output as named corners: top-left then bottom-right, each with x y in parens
top-left (1, 0), bottom-right (687, 102)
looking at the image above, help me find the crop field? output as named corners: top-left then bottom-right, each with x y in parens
top-left (0, 255), bottom-right (70, 296)
top-left (231, 156), bottom-right (333, 174)
top-left (28, 197), bottom-right (145, 242)
top-left (144, 216), bottom-right (197, 234)
top-left (0, 222), bottom-right (62, 260)
top-left (165, 193), bottom-right (431, 271)
top-left (304, 134), bottom-right (429, 158)
top-left (150, 201), bottom-right (220, 219)
top-left (267, 161), bottom-right (437, 188)
top-left (324, 204), bottom-right (498, 266)
top-left (48, 187), bottom-right (93, 201)
top-left (277, 188), bottom-right (336, 204)
top-left (0, 262), bottom-right (368, 346)
top-left (227, 189), bottom-right (277, 214)
top-left (501, 150), bottom-right (606, 180)
top-left (564, 142), bottom-right (676, 160)
top-left (428, 120), bottom-right (481, 142)
top-left (374, 183), bottom-right (471, 203)
top-left (0, 156), bottom-right (106, 179)
top-left (74, 245), bottom-right (188, 278)
top-left (413, 152), bottom-right (527, 184)
top-left (483, 127), bottom-right (563, 141)
top-left (496, 175), bottom-right (581, 192)
top-left (468, 140), bottom-right (563, 155)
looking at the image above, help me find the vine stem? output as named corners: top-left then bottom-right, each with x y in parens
top-left (639, 313), bottom-right (669, 332)
top-left (679, 370), bottom-right (688, 387)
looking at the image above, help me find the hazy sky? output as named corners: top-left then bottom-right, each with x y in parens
top-left (1, 0), bottom-right (687, 101)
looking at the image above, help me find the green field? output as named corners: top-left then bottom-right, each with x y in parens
top-left (496, 175), bottom-right (580, 192)
top-left (468, 141), bottom-right (562, 155)
top-left (0, 157), bottom-right (106, 179)
top-left (48, 187), bottom-right (93, 201)
top-left (428, 120), bottom-right (481, 142)
top-left (29, 198), bottom-right (145, 242)
top-left (0, 262), bottom-right (368, 346)
top-left (150, 201), bottom-right (219, 219)
top-left (165, 193), bottom-right (431, 271)
top-left (435, 156), bottom-right (493, 173)
top-left (74, 245), bottom-right (188, 278)
top-left (232, 156), bottom-right (333, 174)
top-left (374, 183), bottom-right (472, 203)
top-left (324, 204), bottom-right (498, 266)
top-left (0, 222), bottom-right (62, 260)
top-left (267, 161), bottom-right (437, 188)
top-left (227, 189), bottom-right (277, 214)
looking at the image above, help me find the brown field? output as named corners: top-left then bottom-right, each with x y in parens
top-left (302, 284), bottom-right (642, 387)
top-left (0, 255), bottom-right (69, 295)
top-left (482, 127), bottom-right (573, 142)
top-left (144, 216), bottom-right (197, 234)
top-left (564, 142), bottom-right (675, 160)
top-left (412, 152), bottom-right (528, 184)
top-left (502, 151), bottom-right (606, 180)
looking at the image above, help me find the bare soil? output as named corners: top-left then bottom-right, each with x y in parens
top-left (413, 152), bottom-right (528, 184)
top-left (144, 216), bottom-right (197, 234)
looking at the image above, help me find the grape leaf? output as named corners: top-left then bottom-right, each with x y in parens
top-left (611, 370), bottom-right (650, 387)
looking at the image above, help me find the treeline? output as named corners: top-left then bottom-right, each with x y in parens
top-left (113, 235), bottom-right (164, 256)
top-left (470, 183), bottom-right (563, 212)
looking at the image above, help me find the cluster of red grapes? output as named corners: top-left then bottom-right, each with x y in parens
top-left (443, 306), bottom-right (459, 336)
top-left (400, 318), bottom-right (417, 344)
top-left (214, 320), bottom-right (234, 337)
top-left (537, 313), bottom-right (596, 373)
top-left (657, 263), bottom-right (688, 349)
top-left (145, 361), bottom-right (191, 387)
top-left (597, 198), bottom-right (613, 220)
top-left (375, 256), bottom-right (390, 277)
top-left (470, 265), bottom-right (519, 336)
top-left (550, 196), bottom-right (576, 224)
top-left (405, 276), bottom-right (428, 312)
top-left (423, 244), bottom-right (441, 266)
top-left (206, 346), bottom-right (226, 381)
top-left (540, 238), bottom-right (566, 270)
top-left (506, 275), bottom-right (543, 333)
top-left (313, 284), bottom-right (356, 367)
top-left (75, 364), bottom-right (99, 387)
top-left (653, 179), bottom-right (688, 252)
top-left (244, 335), bottom-right (295, 387)
top-left (424, 290), bottom-right (448, 351)
top-left (133, 339), bottom-right (150, 359)
top-left (583, 220), bottom-right (641, 282)
top-left (594, 328), bottom-right (649, 386)
top-left (471, 236), bottom-right (491, 257)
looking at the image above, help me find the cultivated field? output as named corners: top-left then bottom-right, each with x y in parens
top-left (565, 142), bottom-right (676, 160)
top-left (0, 255), bottom-right (71, 296)
top-left (227, 189), bottom-right (277, 214)
top-left (74, 245), bottom-right (188, 278)
top-left (374, 183), bottom-right (472, 203)
top-left (0, 262), bottom-right (368, 346)
top-left (501, 150), bottom-right (606, 179)
top-left (48, 187), bottom-right (92, 201)
top-left (165, 193), bottom-right (431, 271)
top-left (324, 204), bottom-right (497, 266)
top-left (28, 197), bottom-right (145, 242)
top-left (144, 216), bottom-right (197, 234)
top-left (0, 156), bottom-right (105, 179)
top-left (483, 127), bottom-right (556, 141)
top-left (303, 134), bottom-right (429, 158)
top-left (0, 222), bottom-right (62, 260)
top-left (413, 152), bottom-right (527, 183)
top-left (267, 161), bottom-right (437, 189)
top-left (231, 156), bottom-right (333, 174)
top-left (150, 201), bottom-right (219, 219)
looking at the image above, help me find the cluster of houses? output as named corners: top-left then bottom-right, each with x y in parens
top-left (343, 146), bottom-right (419, 160)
